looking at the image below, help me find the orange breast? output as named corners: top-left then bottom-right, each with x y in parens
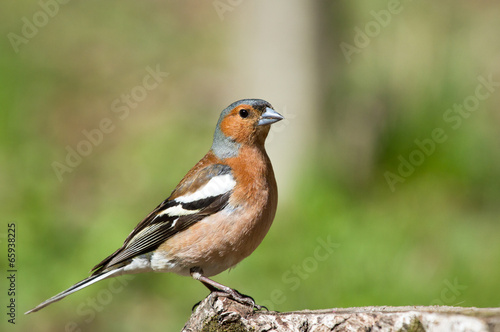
top-left (157, 145), bottom-right (278, 277)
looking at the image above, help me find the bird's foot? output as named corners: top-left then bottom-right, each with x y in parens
top-left (191, 300), bottom-right (202, 312)
top-left (210, 289), bottom-right (268, 311)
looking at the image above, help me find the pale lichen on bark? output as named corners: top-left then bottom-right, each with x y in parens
top-left (182, 295), bottom-right (500, 332)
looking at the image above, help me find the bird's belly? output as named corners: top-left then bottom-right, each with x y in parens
top-left (152, 206), bottom-right (273, 277)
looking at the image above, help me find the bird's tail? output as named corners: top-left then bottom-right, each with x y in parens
top-left (25, 269), bottom-right (120, 314)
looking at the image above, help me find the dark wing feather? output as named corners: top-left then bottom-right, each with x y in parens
top-left (91, 164), bottom-right (233, 274)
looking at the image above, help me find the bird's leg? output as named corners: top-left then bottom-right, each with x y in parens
top-left (190, 267), bottom-right (266, 311)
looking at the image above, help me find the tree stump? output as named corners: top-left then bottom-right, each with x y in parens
top-left (182, 295), bottom-right (500, 332)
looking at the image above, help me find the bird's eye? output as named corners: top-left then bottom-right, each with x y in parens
top-left (239, 109), bottom-right (249, 118)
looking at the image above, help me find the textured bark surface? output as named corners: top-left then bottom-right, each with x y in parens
top-left (182, 295), bottom-right (500, 332)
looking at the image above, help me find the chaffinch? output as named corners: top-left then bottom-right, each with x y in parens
top-left (26, 98), bottom-right (283, 314)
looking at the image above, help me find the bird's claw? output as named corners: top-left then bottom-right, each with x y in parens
top-left (210, 289), bottom-right (267, 311)
top-left (191, 299), bottom-right (203, 312)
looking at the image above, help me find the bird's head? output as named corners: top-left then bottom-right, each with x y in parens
top-left (211, 99), bottom-right (283, 159)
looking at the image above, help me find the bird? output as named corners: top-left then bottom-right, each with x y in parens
top-left (25, 98), bottom-right (284, 314)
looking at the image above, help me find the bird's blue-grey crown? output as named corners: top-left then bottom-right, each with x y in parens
top-left (211, 99), bottom-right (282, 159)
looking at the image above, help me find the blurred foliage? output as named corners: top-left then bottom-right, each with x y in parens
top-left (1, 0), bottom-right (499, 331)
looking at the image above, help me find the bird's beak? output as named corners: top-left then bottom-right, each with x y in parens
top-left (258, 107), bottom-right (284, 126)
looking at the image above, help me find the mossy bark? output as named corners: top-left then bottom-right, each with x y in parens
top-left (182, 295), bottom-right (500, 332)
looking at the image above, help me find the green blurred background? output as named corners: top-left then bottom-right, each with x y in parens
top-left (1, 1), bottom-right (500, 331)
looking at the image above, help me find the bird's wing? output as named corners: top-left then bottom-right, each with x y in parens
top-left (91, 163), bottom-right (235, 274)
